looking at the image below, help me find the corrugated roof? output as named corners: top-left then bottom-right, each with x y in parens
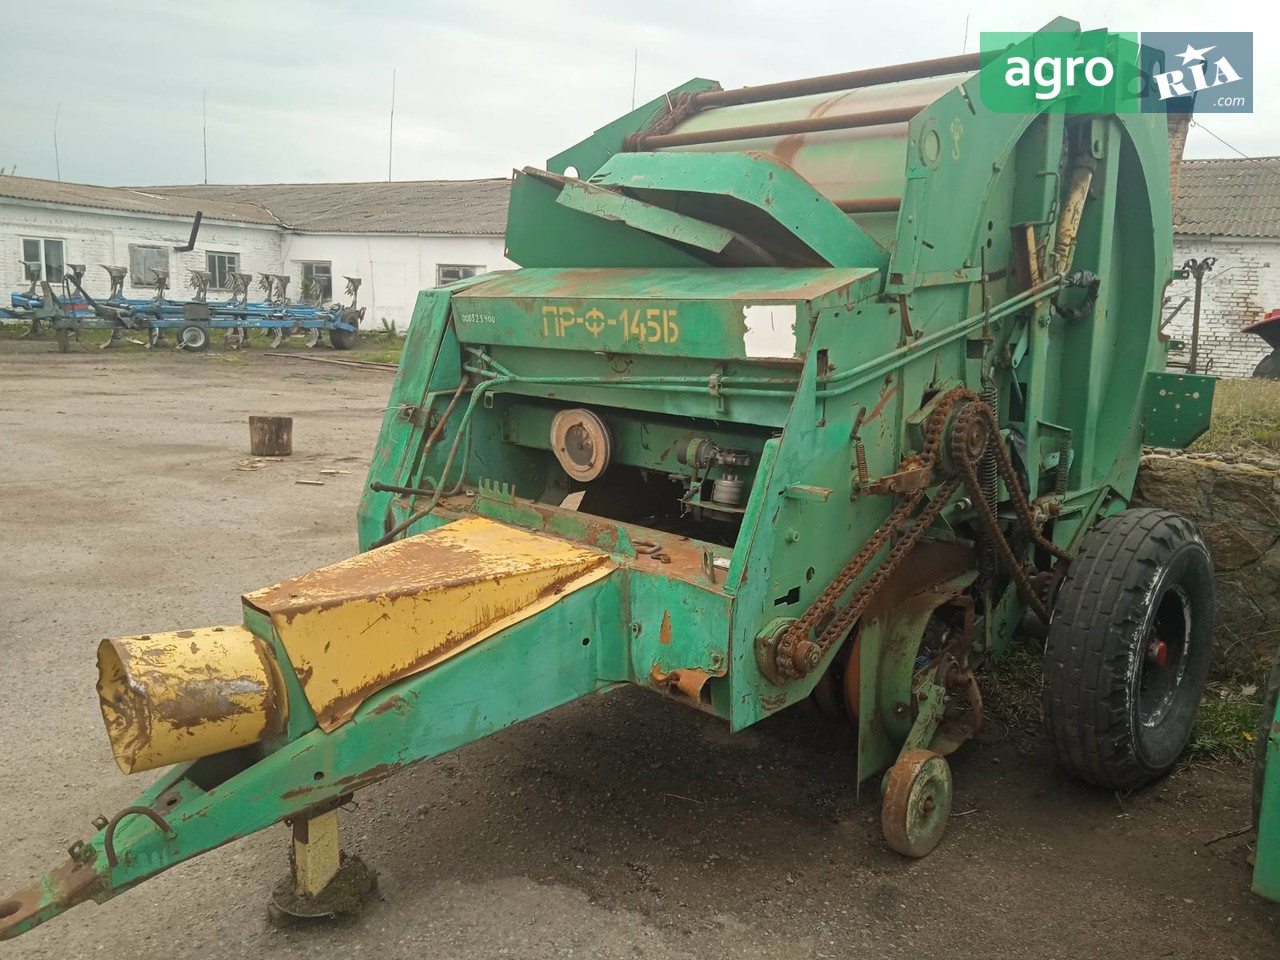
top-left (14, 160), bottom-right (1274, 240)
top-left (0, 174), bottom-right (277, 225)
top-left (0, 175), bottom-right (511, 236)
top-left (141, 180), bottom-right (511, 235)
top-left (1175, 157), bottom-right (1280, 239)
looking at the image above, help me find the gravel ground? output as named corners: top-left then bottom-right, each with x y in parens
top-left (0, 346), bottom-right (1274, 959)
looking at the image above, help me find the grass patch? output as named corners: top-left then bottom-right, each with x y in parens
top-left (1188, 683), bottom-right (1263, 762)
top-left (1, 319), bottom-right (406, 363)
top-left (0, 323), bottom-right (126, 349)
top-left (1188, 377), bottom-right (1280, 457)
top-left (347, 349), bottom-right (403, 364)
top-left (985, 640), bottom-right (1262, 765)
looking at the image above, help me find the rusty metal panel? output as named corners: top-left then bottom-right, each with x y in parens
top-left (245, 516), bottom-right (615, 731)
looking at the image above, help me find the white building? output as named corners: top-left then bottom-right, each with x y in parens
top-left (0, 175), bottom-right (512, 330)
top-left (1168, 157), bottom-right (1280, 378)
top-left (7, 161), bottom-right (1278, 377)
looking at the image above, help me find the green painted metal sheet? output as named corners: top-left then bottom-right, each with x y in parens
top-left (452, 267), bottom-right (878, 361)
top-left (1143, 372), bottom-right (1215, 448)
top-left (505, 169), bottom-right (710, 269)
top-left (547, 78), bottom-right (719, 179)
top-left (587, 151), bottom-right (888, 272)
top-left (554, 177), bottom-right (738, 254)
top-left (1255, 681), bottom-right (1280, 901)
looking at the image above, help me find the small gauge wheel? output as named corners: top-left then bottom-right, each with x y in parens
top-left (881, 749), bottom-right (953, 858)
top-left (177, 324), bottom-right (209, 351)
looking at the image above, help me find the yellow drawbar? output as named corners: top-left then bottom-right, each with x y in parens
top-left (245, 516), bottom-right (615, 731)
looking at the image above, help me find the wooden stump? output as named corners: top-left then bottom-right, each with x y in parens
top-left (249, 416), bottom-right (293, 456)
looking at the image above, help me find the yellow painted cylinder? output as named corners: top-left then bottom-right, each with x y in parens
top-left (97, 625), bottom-right (285, 774)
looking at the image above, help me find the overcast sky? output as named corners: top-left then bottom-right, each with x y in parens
top-left (1, 0), bottom-right (1273, 186)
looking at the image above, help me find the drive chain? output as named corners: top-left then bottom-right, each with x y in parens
top-left (772, 387), bottom-right (1069, 681)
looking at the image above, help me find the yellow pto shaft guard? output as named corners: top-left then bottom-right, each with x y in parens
top-left (97, 625), bottom-right (284, 774)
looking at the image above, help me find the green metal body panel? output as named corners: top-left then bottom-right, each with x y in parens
top-left (1255, 686), bottom-right (1280, 901)
top-left (585, 151), bottom-right (888, 270)
top-left (1144, 372), bottom-right (1215, 448)
top-left (0, 19), bottom-right (1222, 940)
top-left (452, 266), bottom-right (878, 360)
top-left (505, 168), bottom-right (712, 269)
top-left (555, 176), bottom-right (742, 254)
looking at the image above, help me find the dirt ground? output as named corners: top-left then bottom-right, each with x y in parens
top-left (0, 345), bottom-right (1275, 959)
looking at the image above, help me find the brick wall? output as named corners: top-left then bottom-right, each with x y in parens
top-left (1167, 235), bottom-right (1280, 379)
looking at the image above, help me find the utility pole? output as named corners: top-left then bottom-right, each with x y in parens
top-left (1182, 256), bottom-right (1216, 375)
top-left (53, 103), bottom-right (62, 181)
top-left (387, 69), bottom-right (396, 182)
top-left (203, 90), bottom-right (209, 184)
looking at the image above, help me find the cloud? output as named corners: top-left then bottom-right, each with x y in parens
top-left (0, 0), bottom-right (1272, 185)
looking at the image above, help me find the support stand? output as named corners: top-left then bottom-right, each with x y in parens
top-left (267, 809), bottom-right (375, 925)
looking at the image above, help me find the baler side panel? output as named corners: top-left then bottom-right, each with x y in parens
top-left (726, 297), bottom-right (971, 734)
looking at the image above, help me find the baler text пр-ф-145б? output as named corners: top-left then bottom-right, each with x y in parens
top-left (0, 17), bottom-right (1220, 937)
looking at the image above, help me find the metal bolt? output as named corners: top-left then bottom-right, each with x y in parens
top-left (892, 702), bottom-right (908, 717)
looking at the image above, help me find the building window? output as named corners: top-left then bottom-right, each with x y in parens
top-left (299, 261), bottom-right (333, 302)
top-left (128, 245), bottom-right (169, 286)
top-left (21, 237), bottom-right (65, 281)
top-left (206, 252), bottom-right (239, 289)
top-left (436, 264), bottom-right (484, 286)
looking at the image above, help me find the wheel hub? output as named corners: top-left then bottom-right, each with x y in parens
top-left (1146, 637), bottom-right (1169, 668)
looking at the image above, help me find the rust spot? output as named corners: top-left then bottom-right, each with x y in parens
top-left (0, 856), bottom-right (101, 940)
top-left (368, 696), bottom-right (406, 717)
top-left (280, 761), bottom-right (407, 802)
top-left (659, 611), bottom-right (673, 646)
top-left (863, 382), bottom-right (899, 425)
top-left (146, 674), bottom-right (261, 730)
top-left (650, 664), bottom-right (715, 702)
top-left (175, 631), bottom-right (195, 639)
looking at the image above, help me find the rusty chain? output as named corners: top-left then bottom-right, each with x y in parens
top-left (948, 401), bottom-right (1070, 623)
top-left (773, 387), bottom-right (1070, 681)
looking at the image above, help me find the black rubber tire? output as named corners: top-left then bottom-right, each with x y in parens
top-left (1044, 508), bottom-right (1214, 790)
top-left (1254, 351), bottom-right (1280, 379)
top-left (330, 326), bottom-right (358, 350)
top-left (1254, 647), bottom-right (1280, 827)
